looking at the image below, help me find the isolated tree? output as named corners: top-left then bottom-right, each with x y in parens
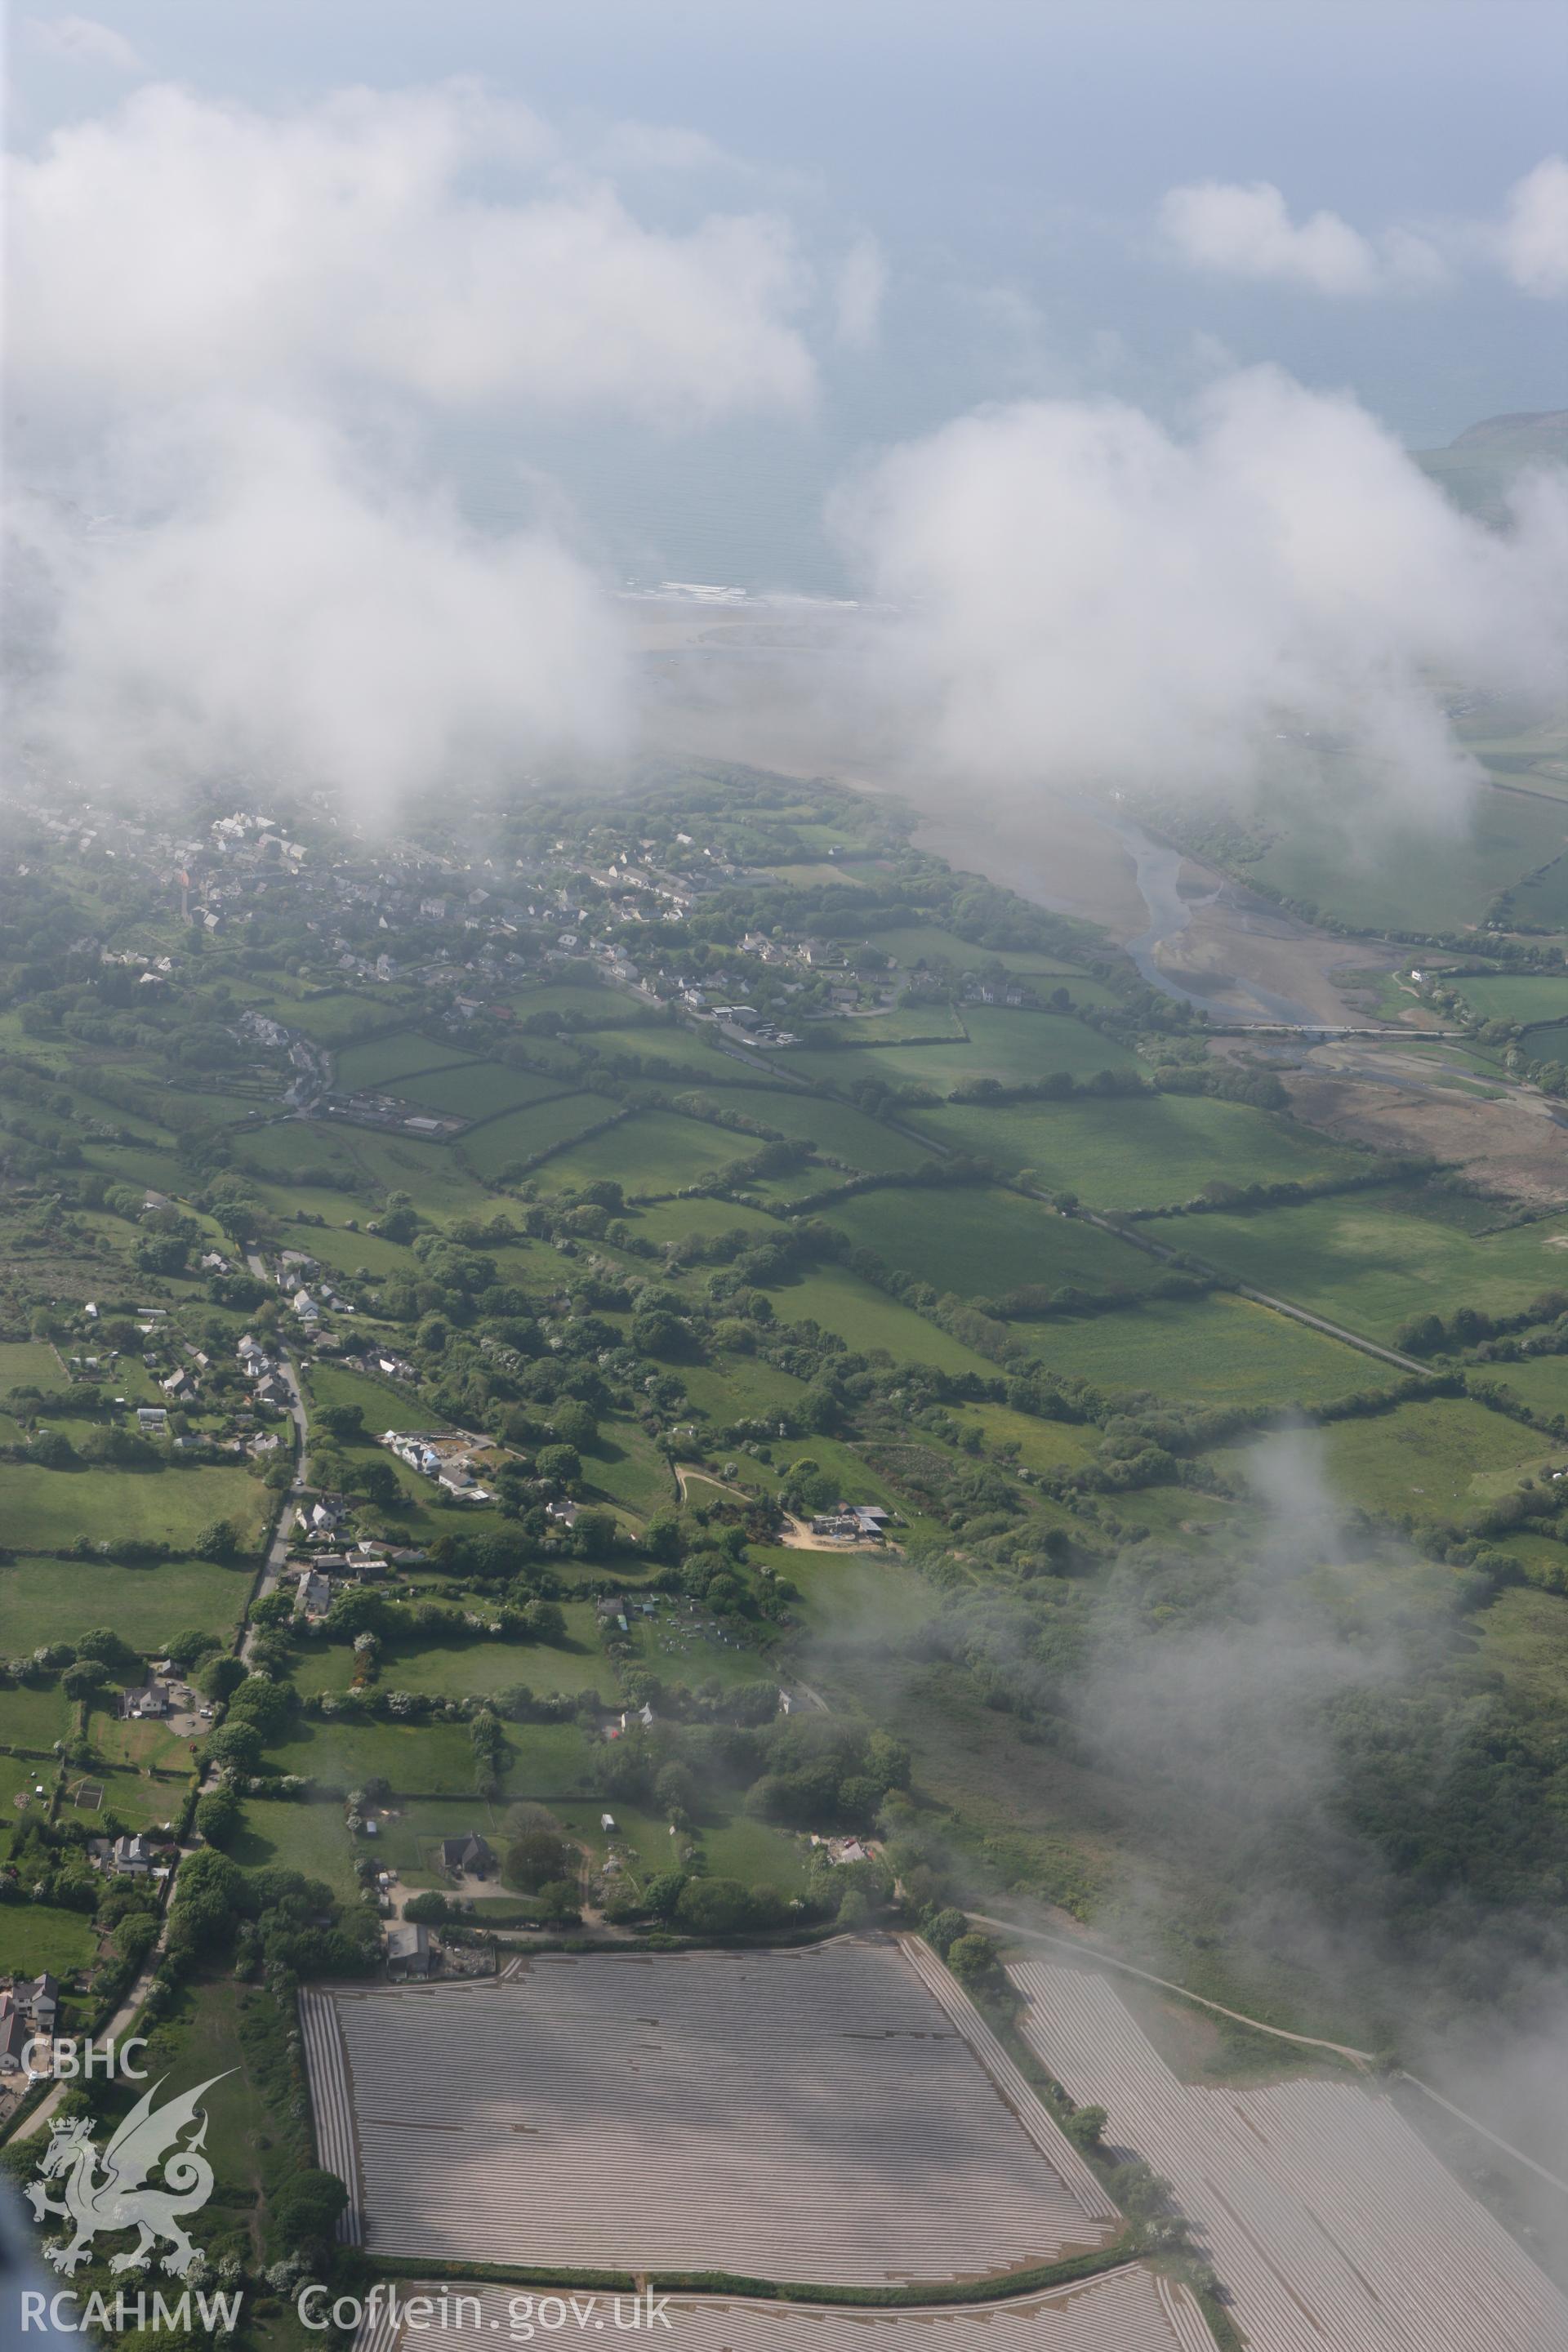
top-left (194, 1787), bottom-right (242, 1851)
top-left (551, 1401), bottom-right (599, 1451)
top-left (508, 1826), bottom-right (570, 1890)
top-left (316, 1403), bottom-right (364, 1442)
top-left (403, 1891), bottom-right (450, 1924)
top-left (945, 1931), bottom-right (1000, 1991)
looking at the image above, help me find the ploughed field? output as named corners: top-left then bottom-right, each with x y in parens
top-left (354, 2272), bottom-right (1218, 2352)
top-left (302, 1939), bottom-right (1116, 2283)
top-left (1011, 1962), bottom-right (1568, 2352)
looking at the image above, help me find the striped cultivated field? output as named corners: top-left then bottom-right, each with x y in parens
top-left (303, 1939), bottom-right (1117, 2283)
top-left (1011, 1962), bottom-right (1568, 2352)
top-left (354, 2272), bottom-right (1218, 2352)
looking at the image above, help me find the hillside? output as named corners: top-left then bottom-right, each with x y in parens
top-left (1416, 408), bottom-right (1568, 522)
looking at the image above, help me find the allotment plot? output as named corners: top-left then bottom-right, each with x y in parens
top-left (1012, 1962), bottom-right (1568, 2352)
top-left (303, 1940), bottom-right (1116, 2282)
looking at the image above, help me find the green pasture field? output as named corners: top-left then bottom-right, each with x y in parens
top-left (142, 1980), bottom-right (302, 2255)
top-left (1471, 1588), bottom-right (1568, 1731)
top-left (303, 1359), bottom-right (452, 1433)
top-left (855, 924), bottom-right (1088, 977)
top-left (0, 1752), bottom-right (53, 1820)
top-left (0, 1904), bottom-right (97, 1980)
top-left (291, 1221), bottom-right (415, 1281)
top-left (2, 1677), bottom-right (74, 1751)
top-left (504, 983), bottom-right (626, 1020)
top-left (626, 1608), bottom-right (774, 1690)
top-left (332, 1033), bottom-right (477, 1089)
top-left (166, 1089), bottom-right (281, 1129)
top-left (0, 1340), bottom-right (65, 1392)
top-left (0, 1453), bottom-right (273, 1555)
top-left (697, 1815), bottom-right (811, 1893)
top-left (762, 1544), bottom-right (938, 1643)
top-left (578, 1025), bottom-right (733, 1080)
top-left (0, 1552), bottom-right (245, 1656)
top-left (291, 989), bottom-right (425, 1046)
top-left (769, 1266), bottom-right (1001, 1375)
top-left (551, 1798), bottom-right (677, 1882)
top-left (262, 1713), bottom-right (477, 1793)
top-left (1450, 974), bottom-right (1568, 1027)
top-left (494, 1722), bottom-right (599, 1802)
top-left (532, 1109), bottom-right (755, 1196)
top-left (947, 1401), bottom-right (1098, 1472)
top-left (1476, 1357), bottom-right (1568, 1419)
top-left (805, 1004), bottom-right (970, 1047)
top-left (1523, 1022), bottom-right (1568, 1062)
top-left (783, 1022), bottom-right (1135, 1098)
top-left (364, 1624), bottom-right (610, 1704)
top-left (460, 1094), bottom-right (608, 1178)
top-left (399, 1062), bottom-right (581, 1120)
top-left (233, 1120), bottom-right (364, 1184)
top-left (587, 1422), bottom-right (676, 1517)
top-left (677, 1350), bottom-right (811, 1424)
top-left (232, 1797), bottom-right (363, 1900)
top-left (87, 1705), bottom-right (200, 1775)
top-left (1510, 856), bottom-right (1568, 929)
top-left (83, 1142), bottom-right (190, 1197)
top-left (284, 1646), bottom-right (354, 1701)
top-left (820, 1184), bottom-right (1157, 1301)
top-left (1245, 785), bottom-right (1568, 934)
top-left (1221, 1397), bottom-right (1548, 1525)
top-left (1159, 1194), bottom-right (1568, 1344)
top-left (689, 1086), bottom-right (935, 1173)
top-left (910, 1091), bottom-right (1365, 1209)
top-left (1018, 1293), bottom-right (1390, 1406)
top-left (763, 862), bottom-right (871, 889)
top-left (332, 1129), bottom-right (506, 1218)
top-left (622, 1196), bottom-right (782, 1247)
top-left (91, 1765), bottom-right (188, 1832)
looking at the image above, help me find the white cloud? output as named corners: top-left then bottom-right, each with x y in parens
top-left (6, 80), bottom-right (817, 426)
top-left (832, 233), bottom-right (887, 350)
top-left (23, 14), bottom-right (145, 74)
top-left (1498, 155), bottom-right (1568, 296)
top-left (11, 408), bottom-right (629, 814)
top-left (832, 368), bottom-right (1568, 822)
top-left (1156, 179), bottom-right (1442, 295)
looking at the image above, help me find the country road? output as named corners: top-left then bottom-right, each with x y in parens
top-left (1071, 1204), bottom-right (1429, 1374)
top-left (243, 1350), bottom-right (308, 1662)
top-left (11, 1931), bottom-right (171, 2145)
top-left (11, 1344), bottom-right (309, 2143)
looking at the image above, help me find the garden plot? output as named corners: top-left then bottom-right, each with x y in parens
top-left (1011, 1962), bottom-right (1568, 2352)
top-left (356, 2272), bottom-right (1217, 2352)
top-left (304, 1940), bottom-right (1115, 2282)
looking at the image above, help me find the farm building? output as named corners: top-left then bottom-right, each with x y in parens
top-left (439, 1833), bottom-right (495, 1879)
top-left (385, 1925), bottom-right (434, 1979)
top-left (119, 1681), bottom-right (172, 1718)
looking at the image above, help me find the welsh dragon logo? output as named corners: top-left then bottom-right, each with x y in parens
top-left (26, 2074), bottom-right (232, 2277)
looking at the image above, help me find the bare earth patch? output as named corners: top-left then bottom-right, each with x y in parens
top-left (1282, 1068), bottom-right (1568, 1204)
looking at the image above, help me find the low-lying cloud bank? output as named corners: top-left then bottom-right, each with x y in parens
top-left (833, 367), bottom-right (1568, 821)
top-left (4, 72), bottom-right (843, 812)
top-left (7, 78), bottom-right (819, 427)
top-left (1158, 155), bottom-right (1568, 300)
top-left (10, 408), bottom-right (629, 811)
